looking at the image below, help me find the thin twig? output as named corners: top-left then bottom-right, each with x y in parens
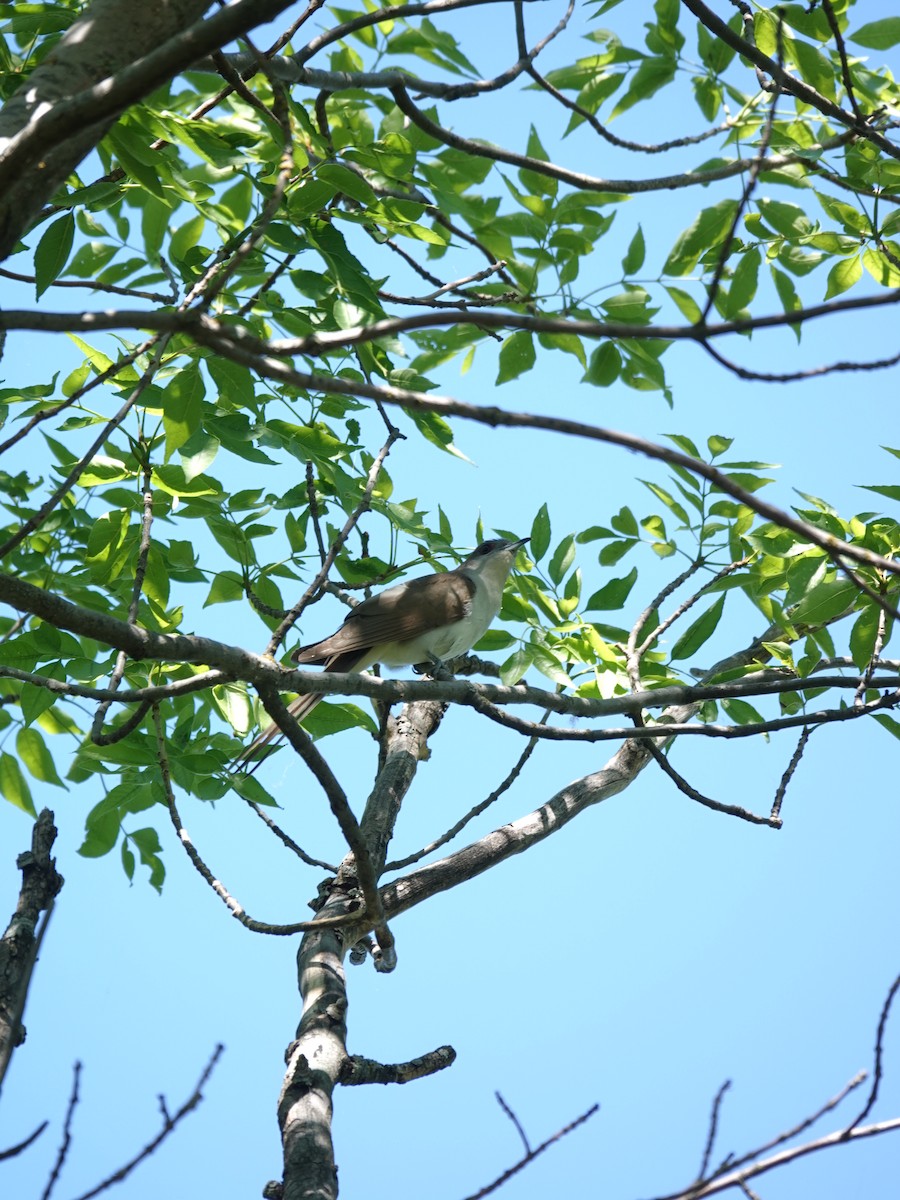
top-left (0, 1120), bottom-right (49, 1160)
top-left (66, 1046), bottom-right (225, 1200)
top-left (702, 338), bottom-right (900, 383)
top-left (821, 0), bottom-right (863, 121)
top-left (496, 1091), bottom-right (531, 1154)
top-left (697, 1081), bottom-right (732, 1181)
top-left (656, 1070), bottom-right (869, 1198)
top-left (644, 738), bottom-right (780, 827)
top-left (152, 706), bottom-right (344, 935)
top-left (245, 799), bottom-right (338, 872)
top-left (845, 972), bottom-right (900, 1133)
top-left (461, 1103), bottom-right (599, 1200)
top-left (770, 726), bottom-right (811, 823)
top-left (0, 266), bottom-right (171, 304)
top-left (384, 728), bottom-right (541, 871)
top-left (41, 1061), bottom-right (80, 1200)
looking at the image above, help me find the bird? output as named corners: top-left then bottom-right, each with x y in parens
top-left (236, 536), bottom-right (528, 766)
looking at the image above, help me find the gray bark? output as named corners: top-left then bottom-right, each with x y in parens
top-left (0, 0), bottom-right (212, 259)
top-left (0, 809), bottom-right (63, 1093)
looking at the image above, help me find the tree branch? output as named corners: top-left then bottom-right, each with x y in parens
top-left (0, 809), bottom-right (63, 1092)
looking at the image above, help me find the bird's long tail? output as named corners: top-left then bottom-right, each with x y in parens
top-left (232, 648), bottom-right (368, 775)
top-left (232, 691), bottom-right (324, 774)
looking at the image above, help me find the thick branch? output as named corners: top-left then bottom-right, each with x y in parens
top-left (0, 810), bottom-right (63, 1091)
top-left (0, 0), bottom-right (212, 258)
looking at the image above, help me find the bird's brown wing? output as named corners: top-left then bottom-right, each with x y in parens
top-left (293, 571), bottom-right (475, 664)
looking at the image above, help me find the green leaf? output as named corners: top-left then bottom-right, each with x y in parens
top-left (670, 594), bottom-right (725, 660)
top-left (0, 751), bottom-right (36, 816)
top-left (692, 76), bottom-right (722, 121)
top-left (874, 713), bottom-right (900, 741)
top-left (723, 247), bottom-right (760, 316)
top-left (721, 696), bottom-right (766, 726)
top-left (788, 37), bottom-right (834, 100)
top-left (302, 701), bottom-right (379, 740)
top-left (791, 578), bottom-right (857, 626)
top-left (664, 201), bottom-right (738, 276)
top-left (34, 213), bottom-right (75, 298)
top-left (642, 481), bottom-right (690, 527)
top-left (548, 534), bottom-right (576, 585)
top-left (862, 245), bottom-right (900, 288)
top-left (204, 571), bottom-right (244, 606)
top-left (161, 363), bottom-right (204, 462)
top-left (697, 15), bottom-right (739, 72)
top-left (610, 57), bottom-right (676, 120)
top-left (583, 341), bottom-right (621, 387)
top-left (79, 810), bottom-right (121, 857)
top-left (16, 727), bottom-right (65, 787)
top-left (473, 629), bottom-right (516, 652)
top-left (497, 330), bottom-right (536, 384)
top-left (586, 567), bottom-right (638, 611)
top-left (770, 266), bottom-right (802, 341)
top-left (850, 18), bottom-right (900, 50)
top-left (530, 504), bottom-right (552, 561)
top-left (824, 255), bottom-right (862, 300)
top-left (665, 285), bottom-right (703, 323)
top-left (20, 677), bottom-right (58, 725)
top-left (622, 226), bottom-right (646, 274)
top-left (106, 123), bottom-right (165, 197)
top-left (500, 646), bottom-right (533, 686)
top-left (611, 506), bottom-right (640, 537)
top-left (849, 604), bottom-right (882, 670)
top-left (757, 198), bottom-right (815, 240)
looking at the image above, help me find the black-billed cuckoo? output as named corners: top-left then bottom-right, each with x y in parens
top-left (239, 536), bottom-right (528, 763)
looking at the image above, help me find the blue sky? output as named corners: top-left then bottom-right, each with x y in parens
top-left (3, 2), bottom-right (900, 1198)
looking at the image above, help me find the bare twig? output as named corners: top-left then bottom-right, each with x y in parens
top-left (66, 1045), bottom-right (225, 1200)
top-left (702, 339), bottom-right (900, 384)
top-left (770, 726), bottom-right (811, 823)
top-left (496, 1091), bottom-right (531, 1154)
top-left (822, 0), bottom-right (863, 121)
top-left (245, 800), bottom-right (338, 872)
top-left (644, 738), bottom-right (780, 828)
top-left (697, 1080), bottom-right (732, 1181)
top-left (0, 266), bottom-right (171, 304)
top-left (152, 706), bottom-right (344, 935)
top-left (0, 1120), bottom-right (49, 1160)
top-left (701, 15), bottom-right (784, 322)
top-left (384, 729), bottom-right (541, 871)
top-left (461, 1102), bottom-right (599, 1200)
top-left (41, 1061), bottom-right (80, 1200)
top-left (845, 972), bottom-right (900, 1133)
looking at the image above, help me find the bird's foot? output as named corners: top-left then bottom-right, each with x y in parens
top-left (415, 652), bottom-right (453, 681)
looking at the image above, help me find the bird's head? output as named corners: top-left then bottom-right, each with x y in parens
top-left (460, 536), bottom-right (529, 580)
